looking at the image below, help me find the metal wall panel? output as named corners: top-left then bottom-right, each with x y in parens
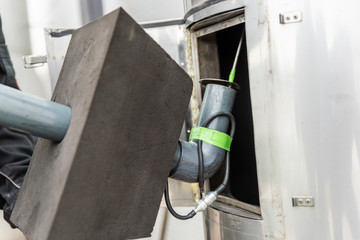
top-left (245, 0), bottom-right (360, 239)
top-left (189, 0), bottom-right (360, 239)
top-left (103, 0), bottom-right (185, 23)
top-left (184, 0), bottom-right (245, 25)
top-left (44, 29), bottom-right (73, 93)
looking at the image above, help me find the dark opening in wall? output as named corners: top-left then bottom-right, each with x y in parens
top-left (196, 22), bottom-right (260, 207)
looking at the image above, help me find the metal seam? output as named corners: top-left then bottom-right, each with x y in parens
top-left (184, 0), bottom-right (226, 20)
top-left (141, 19), bottom-right (185, 29)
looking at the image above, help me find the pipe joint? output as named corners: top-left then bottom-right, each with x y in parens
top-left (170, 81), bottom-right (238, 183)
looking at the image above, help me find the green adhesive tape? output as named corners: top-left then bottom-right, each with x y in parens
top-left (189, 127), bottom-right (233, 151)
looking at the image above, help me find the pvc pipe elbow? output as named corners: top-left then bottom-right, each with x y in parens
top-left (169, 82), bottom-right (238, 183)
top-left (170, 140), bottom-right (226, 182)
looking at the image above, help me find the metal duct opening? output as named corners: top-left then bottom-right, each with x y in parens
top-left (193, 16), bottom-right (260, 212)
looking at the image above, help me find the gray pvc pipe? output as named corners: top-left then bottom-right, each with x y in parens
top-left (0, 84), bottom-right (71, 142)
top-left (170, 83), bottom-right (237, 183)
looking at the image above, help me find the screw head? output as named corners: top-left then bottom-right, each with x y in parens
top-left (298, 199), bottom-right (303, 204)
top-left (286, 16), bottom-right (291, 21)
top-left (294, 15), bottom-right (298, 20)
top-left (306, 199), bottom-right (311, 204)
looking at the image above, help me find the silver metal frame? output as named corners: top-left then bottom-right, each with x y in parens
top-left (185, 0), bottom-right (245, 27)
top-left (193, 14), bottom-right (245, 38)
top-left (188, 9), bottom-right (263, 230)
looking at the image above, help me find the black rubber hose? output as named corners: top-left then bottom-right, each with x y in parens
top-left (198, 112), bottom-right (236, 194)
top-left (164, 181), bottom-right (196, 220)
top-left (215, 152), bottom-right (230, 194)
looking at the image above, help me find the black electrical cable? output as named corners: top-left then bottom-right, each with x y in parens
top-left (164, 181), bottom-right (196, 220)
top-left (198, 112), bottom-right (236, 194)
top-left (164, 111), bottom-right (236, 220)
top-left (215, 148), bottom-right (230, 194)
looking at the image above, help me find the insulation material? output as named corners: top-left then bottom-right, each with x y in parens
top-left (11, 8), bottom-right (192, 240)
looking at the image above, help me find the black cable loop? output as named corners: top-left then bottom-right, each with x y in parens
top-left (164, 181), bottom-right (196, 220)
top-left (164, 112), bottom-right (236, 220)
top-left (198, 112), bottom-right (236, 194)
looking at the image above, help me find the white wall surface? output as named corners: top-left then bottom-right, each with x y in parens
top-left (102, 0), bottom-right (185, 22)
top-left (0, 0), bottom-right (83, 99)
top-left (0, 0), bottom-right (48, 98)
top-left (25, 0), bottom-right (83, 99)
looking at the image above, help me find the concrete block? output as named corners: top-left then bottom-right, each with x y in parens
top-left (11, 8), bottom-right (192, 240)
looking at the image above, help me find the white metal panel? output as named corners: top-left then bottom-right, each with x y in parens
top-left (25, 0), bottom-right (83, 99)
top-left (246, 0), bottom-right (360, 239)
top-left (184, 0), bottom-right (203, 12)
top-left (26, 0), bottom-right (82, 54)
top-left (0, 0), bottom-right (49, 98)
top-left (44, 29), bottom-right (73, 93)
top-left (185, 0), bottom-right (245, 26)
top-left (102, 0), bottom-right (185, 23)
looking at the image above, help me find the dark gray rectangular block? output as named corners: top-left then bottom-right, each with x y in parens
top-left (11, 8), bottom-right (192, 240)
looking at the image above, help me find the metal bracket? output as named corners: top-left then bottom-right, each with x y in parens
top-left (292, 196), bottom-right (314, 207)
top-left (279, 11), bottom-right (302, 24)
top-left (23, 55), bottom-right (47, 68)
